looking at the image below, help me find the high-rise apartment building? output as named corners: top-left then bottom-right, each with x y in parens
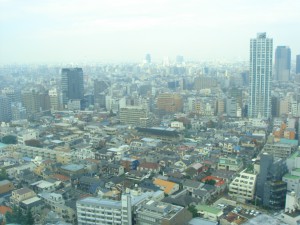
top-left (0, 95), bottom-right (12, 122)
top-left (48, 88), bottom-right (60, 111)
top-left (156, 93), bottom-right (183, 113)
top-left (296, 55), bottom-right (300, 74)
top-left (21, 90), bottom-right (40, 115)
top-left (249, 33), bottom-right (273, 118)
top-left (274, 46), bottom-right (291, 81)
top-left (61, 68), bottom-right (84, 108)
top-left (94, 80), bottom-right (110, 109)
top-left (119, 106), bottom-right (150, 127)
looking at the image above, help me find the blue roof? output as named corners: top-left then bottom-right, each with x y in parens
top-left (61, 164), bottom-right (84, 172)
top-left (22, 157), bottom-right (32, 162)
top-left (234, 145), bottom-right (241, 151)
top-left (0, 142), bottom-right (7, 149)
top-left (280, 138), bottom-right (298, 146)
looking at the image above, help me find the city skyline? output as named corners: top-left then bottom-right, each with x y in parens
top-left (1, 0), bottom-right (300, 64)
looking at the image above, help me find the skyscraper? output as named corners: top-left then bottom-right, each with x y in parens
top-left (274, 46), bottom-right (291, 81)
top-left (0, 95), bottom-right (12, 122)
top-left (61, 68), bottom-right (84, 108)
top-left (249, 32), bottom-right (273, 118)
top-left (94, 80), bottom-right (110, 109)
top-left (296, 55), bottom-right (300, 74)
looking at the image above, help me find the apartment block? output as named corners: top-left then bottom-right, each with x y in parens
top-left (229, 168), bottom-right (257, 203)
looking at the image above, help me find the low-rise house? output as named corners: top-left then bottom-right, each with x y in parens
top-left (0, 180), bottom-right (14, 195)
top-left (195, 204), bottom-right (223, 222)
top-left (153, 178), bottom-right (179, 195)
top-left (137, 162), bottom-right (160, 173)
top-left (10, 187), bottom-right (36, 205)
top-left (77, 176), bottom-right (103, 194)
top-left (30, 180), bottom-right (57, 193)
top-left (183, 180), bottom-right (202, 193)
top-left (60, 164), bottom-right (86, 177)
top-left (217, 157), bottom-right (243, 172)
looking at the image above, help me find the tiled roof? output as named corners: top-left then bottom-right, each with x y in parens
top-left (153, 178), bottom-right (177, 194)
top-left (0, 206), bottom-right (12, 215)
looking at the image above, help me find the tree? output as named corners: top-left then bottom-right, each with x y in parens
top-left (188, 205), bottom-right (198, 218)
top-left (0, 168), bottom-right (8, 181)
top-left (1, 135), bottom-right (17, 144)
top-left (205, 179), bottom-right (216, 186)
top-left (25, 139), bottom-right (43, 148)
top-left (25, 210), bottom-right (34, 225)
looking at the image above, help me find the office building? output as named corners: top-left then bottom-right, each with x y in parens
top-left (61, 68), bottom-right (84, 108)
top-left (21, 90), bottom-right (40, 115)
top-left (255, 153), bottom-right (287, 209)
top-left (156, 93), bottom-right (183, 113)
top-left (48, 88), bottom-right (60, 111)
top-left (135, 200), bottom-right (192, 225)
top-left (11, 102), bottom-right (27, 121)
top-left (275, 46), bottom-right (291, 81)
top-left (119, 106), bottom-right (150, 127)
top-left (0, 95), bottom-right (12, 122)
top-left (144, 53), bottom-right (151, 64)
top-left (194, 76), bottom-right (217, 90)
top-left (262, 143), bottom-right (294, 159)
top-left (296, 55), bottom-right (300, 74)
top-left (249, 33), bottom-right (273, 118)
top-left (94, 80), bottom-right (110, 108)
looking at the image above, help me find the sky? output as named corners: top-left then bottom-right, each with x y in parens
top-left (0, 0), bottom-right (300, 64)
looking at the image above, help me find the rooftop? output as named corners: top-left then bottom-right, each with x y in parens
top-left (283, 174), bottom-right (300, 180)
top-left (195, 204), bottom-right (222, 215)
top-left (61, 164), bottom-right (84, 172)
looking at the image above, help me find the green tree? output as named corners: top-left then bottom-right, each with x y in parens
top-left (188, 205), bottom-right (198, 218)
top-left (5, 211), bottom-right (14, 224)
top-left (0, 168), bottom-right (8, 181)
top-left (205, 179), bottom-right (216, 186)
top-left (25, 210), bottom-right (34, 225)
top-left (1, 135), bottom-right (17, 144)
top-left (25, 139), bottom-right (43, 148)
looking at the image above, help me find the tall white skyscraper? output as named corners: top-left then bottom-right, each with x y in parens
top-left (249, 32), bottom-right (273, 118)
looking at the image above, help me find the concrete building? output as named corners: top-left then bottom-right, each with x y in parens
top-left (10, 187), bottom-right (36, 206)
top-left (135, 200), bottom-right (192, 225)
top-left (217, 157), bottom-right (243, 172)
top-left (77, 189), bottom-right (154, 225)
top-left (229, 168), bottom-right (257, 203)
top-left (194, 76), bottom-right (217, 90)
top-left (156, 93), bottom-right (183, 113)
top-left (49, 88), bottom-right (60, 111)
top-left (195, 205), bottom-right (223, 222)
top-left (119, 106), bottom-right (150, 127)
top-left (262, 143), bottom-right (294, 159)
top-left (274, 46), bottom-right (291, 81)
top-left (256, 153), bottom-right (287, 209)
top-left (61, 68), bottom-right (84, 108)
top-left (94, 80), bottom-right (110, 108)
top-left (226, 98), bottom-right (237, 117)
top-left (11, 102), bottom-right (27, 121)
top-left (249, 32), bottom-right (273, 118)
top-left (296, 55), bottom-right (300, 74)
top-left (21, 90), bottom-right (41, 115)
top-left (281, 191), bottom-right (300, 225)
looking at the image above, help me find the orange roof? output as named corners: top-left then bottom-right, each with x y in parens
top-left (52, 174), bottom-right (70, 181)
top-left (153, 178), bottom-right (177, 194)
top-left (201, 175), bottom-right (225, 187)
top-left (0, 205), bottom-right (12, 215)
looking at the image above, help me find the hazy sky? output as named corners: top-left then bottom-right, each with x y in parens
top-left (1, 0), bottom-right (300, 64)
